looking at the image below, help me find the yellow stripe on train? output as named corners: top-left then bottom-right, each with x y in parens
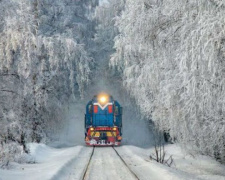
top-left (90, 131), bottom-right (116, 137)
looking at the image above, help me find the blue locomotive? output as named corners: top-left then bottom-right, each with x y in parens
top-left (85, 93), bottom-right (123, 146)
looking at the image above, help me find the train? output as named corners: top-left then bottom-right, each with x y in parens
top-left (84, 93), bottom-right (123, 146)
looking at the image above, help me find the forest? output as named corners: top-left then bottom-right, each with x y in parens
top-left (0, 0), bottom-right (224, 168)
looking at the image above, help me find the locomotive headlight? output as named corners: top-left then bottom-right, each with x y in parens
top-left (97, 93), bottom-right (109, 104)
top-left (100, 96), bottom-right (107, 103)
top-left (90, 127), bottom-right (94, 131)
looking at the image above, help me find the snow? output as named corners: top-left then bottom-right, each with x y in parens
top-left (115, 145), bottom-right (196, 180)
top-left (116, 145), bottom-right (225, 180)
top-left (85, 147), bottom-right (136, 180)
top-left (164, 145), bottom-right (225, 180)
top-left (0, 143), bottom-right (225, 180)
top-left (0, 144), bottom-right (86, 180)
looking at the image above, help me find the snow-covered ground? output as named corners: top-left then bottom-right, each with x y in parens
top-left (0, 143), bottom-right (225, 180)
top-left (0, 144), bottom-right (90, 180)
top-left (116, 145), bottom-right (225, 180)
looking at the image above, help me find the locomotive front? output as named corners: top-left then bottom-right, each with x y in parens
top-left (84, 93), bottom-right (123, 146)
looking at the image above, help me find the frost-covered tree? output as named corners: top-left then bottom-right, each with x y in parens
top-left (0, 0), bottom-right (97, 166)
top-left (111, 0), bottom-right (225, 162)
top-left (88, 0), bottom-right (125, 94)
top-left (94, 0), bottom-right (124, 57)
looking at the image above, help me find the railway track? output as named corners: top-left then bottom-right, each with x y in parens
top-left (82, 146), bottom-right (95, 180)
top-left (112, 146), bottom-right (140, 180)
top-left (82, 146), bottom-right (140, 180)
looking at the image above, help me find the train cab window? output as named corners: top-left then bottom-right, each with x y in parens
top-left (88, 105), bottom-right (92, 113)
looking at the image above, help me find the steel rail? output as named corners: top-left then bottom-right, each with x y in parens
top-left (82, 146), bottom-right (95, 180)
top-left (112, 146), bottom-right (140, 180)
